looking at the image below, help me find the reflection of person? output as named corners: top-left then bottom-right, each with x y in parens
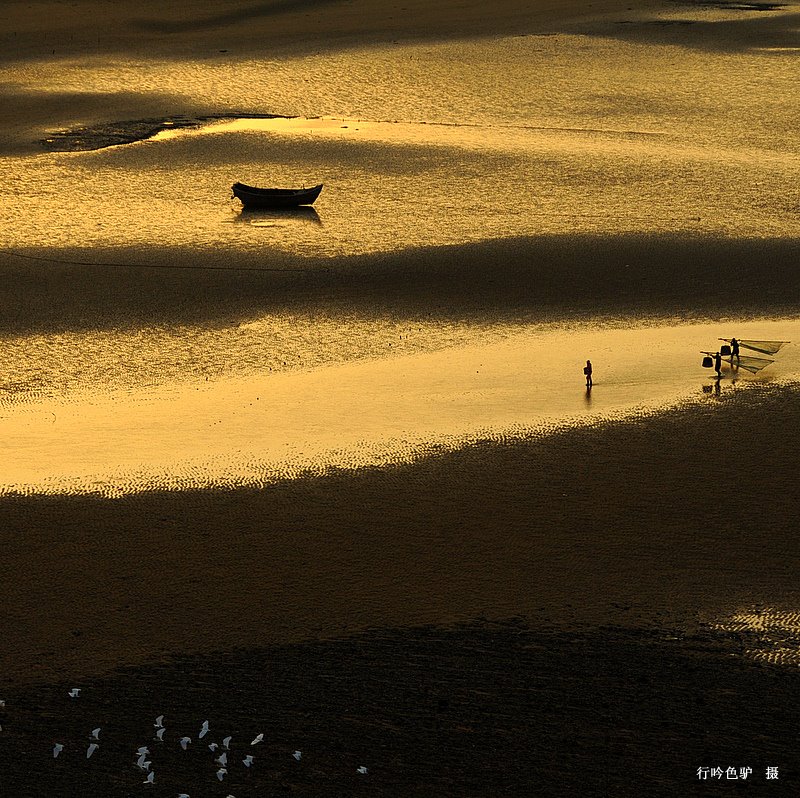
top-left (730, 337), bottom-right (740, 363)
top-left (584, 359), bottom-right (593, 388)
top-left (714, 351), bottom-right (722, 378)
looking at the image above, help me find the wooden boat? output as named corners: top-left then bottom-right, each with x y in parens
top-left (232, 182), bottom-right (323, 208)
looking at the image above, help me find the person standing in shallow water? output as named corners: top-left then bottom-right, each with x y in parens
top-left (584, 359), bottom-right (593, 388)
top-left (730, 337), bottom-right (740, 364)
top-left (714, 351), bottom-right (722, 378)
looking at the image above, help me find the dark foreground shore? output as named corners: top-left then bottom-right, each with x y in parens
top-left (1, 621), bottom-right (798, 797)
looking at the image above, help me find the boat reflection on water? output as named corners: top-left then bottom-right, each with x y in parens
top-left (234, 206), bottom-right (323, 227)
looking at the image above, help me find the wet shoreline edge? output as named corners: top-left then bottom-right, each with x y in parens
top-left (40, 112), bottom-right (297, 152)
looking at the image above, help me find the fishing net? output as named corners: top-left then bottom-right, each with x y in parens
top-left (722, 339), bottom-right (789, 355)
top-left (734, 355), bottom-right (775, 374)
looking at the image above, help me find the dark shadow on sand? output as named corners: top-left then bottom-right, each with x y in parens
top-left (2, 384), bottom-right (800, 791)
top-left (594, 6), bottom-right (800, 53)
top-left (135, 0), bottom-right (348, 34)
top-left (1, 233), bottom-right (799, 335)
top-left (0, 621), bottom-right (798, 796)
top-left (1, 384), bottom-right (799, 680)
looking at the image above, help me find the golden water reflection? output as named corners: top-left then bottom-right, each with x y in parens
top-left (1, 29), bottom-right (798, 255)
top-left (2, 319), bottom-right (798, 496)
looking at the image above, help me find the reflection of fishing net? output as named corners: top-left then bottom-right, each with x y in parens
top-left (722, 339), bottom-right (789, 355)
top-left (735, 355), bottom-right (775, 374)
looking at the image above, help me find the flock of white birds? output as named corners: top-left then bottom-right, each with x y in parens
top-left (1, 691), bottom-right (370, 793)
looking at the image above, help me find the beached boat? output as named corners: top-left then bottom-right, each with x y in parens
top-left (232, 182), bottom-right (323, 208)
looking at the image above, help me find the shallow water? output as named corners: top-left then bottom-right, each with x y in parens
top-left (1, 7), bottom-right (799, 494)
top-left (1, 319), bottom-right (797, 495)
top-left (1, 20), bottom-right (798, 256)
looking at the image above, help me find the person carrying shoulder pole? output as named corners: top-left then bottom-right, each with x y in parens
top-left (714, 351), bottom-right (722, 378)
top-left (730, 337), bottom-right (740, 364)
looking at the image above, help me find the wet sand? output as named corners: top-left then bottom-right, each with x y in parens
top-left (2, 623), bottom-right (800, 796)
top-left (1, 380), bottom-right (797, 684)
top-left (2, 0), bottom-right (800, 794)
top-left (0, 0), bottom-right (664, 65)
top-left (2, 233), bottom-right (799, 336)
top-left (2, 385), bottom-right (800, 793)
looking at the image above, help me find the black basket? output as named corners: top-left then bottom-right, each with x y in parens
top-left (720, 345), bottom-right (731, 356)
top-left (702, 356), bottom-right (713, 368)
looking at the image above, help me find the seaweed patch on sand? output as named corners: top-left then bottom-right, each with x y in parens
top-left (40, 112), bottom-right (291, 152)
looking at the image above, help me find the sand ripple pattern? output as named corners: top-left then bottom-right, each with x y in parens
top-left (713, 608), bottom-right (800, 666)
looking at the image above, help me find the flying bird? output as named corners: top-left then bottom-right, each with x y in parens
top-left (143, 771), bottom-right (155, 784)
top-left (216, 767), bottom-right (227, 781)
top-left (136, 752), bottom-right (148, 770)
top-left (86, 743), bottom-right (99, 758)
top-left (136, 746), bottom-right (150, 756)
top-left (154, 715), bottom-right (164, 728)
top-left (293, 750), bottom-right (302, 761)
top-left (179, 737), bottom-right (191, 750)
top-left (90, 728), bottom-right (101, 740)
top-left (155, 728), bottom-right (166, 741)
top-left (222, 736), bottom-right (232, 749)
top-left (199, 720), bottom-right (209, 739)
top-left (243, 755), bottom-right (254, 767)
top-left (208, 742), bottom-right (219, 751)
top-left (357, 766), bottom-right (368, 774)
top-left (251, 733), bottom-right (263, 745)
top-left (53, 743), bottom-right (64, 758)
top-left (68, 689), bottom-right (81, 698)
top-left (215, 752), bottom-right (228, 767)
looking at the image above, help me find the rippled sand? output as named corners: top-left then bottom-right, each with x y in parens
top-left (1, 0), bottom-right (799, 794)
top-left (2, 319), bottom-right (799, 495)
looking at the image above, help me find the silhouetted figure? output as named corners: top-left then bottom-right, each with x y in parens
top-left (730, 337), bottom-right (740, 363)
top-left (714, 351), bottom-right (722, 378)
top-left (584, 359), bottom-right (593, 388)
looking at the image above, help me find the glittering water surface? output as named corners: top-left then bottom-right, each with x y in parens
top-left (1, 319), bottom-right (798, 495)
top-left (1, 8), bottom-right (799, 493)
top-left (1, 26), bottom-right (799, 254)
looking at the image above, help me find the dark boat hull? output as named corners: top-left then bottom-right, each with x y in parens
top-left (232, 182), bottom-right (323, 208)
